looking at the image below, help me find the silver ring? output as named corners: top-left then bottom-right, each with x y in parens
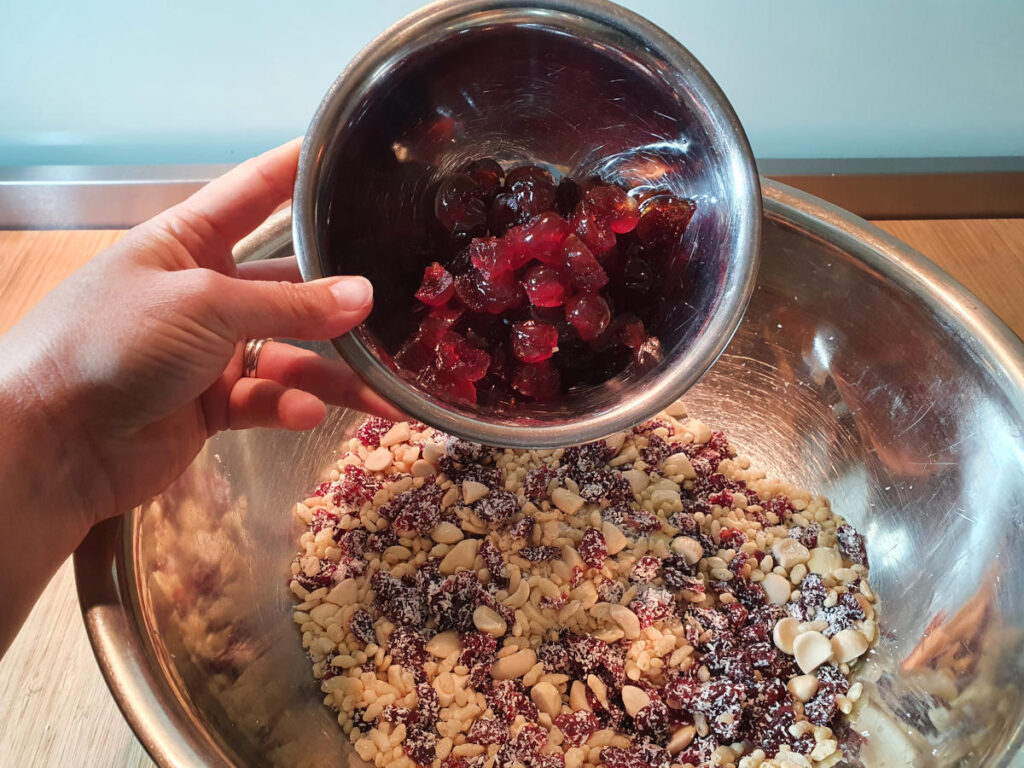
top-left (242, 338), bottom-right (272, 378)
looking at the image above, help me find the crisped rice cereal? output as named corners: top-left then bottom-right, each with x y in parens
top-left (289, 404), bottom-right (878, 768)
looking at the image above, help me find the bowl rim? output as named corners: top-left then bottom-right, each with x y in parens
top-left (291, 0), bottom-right (763, 448)
top-left (75, 179), bottom-right (1024, 768)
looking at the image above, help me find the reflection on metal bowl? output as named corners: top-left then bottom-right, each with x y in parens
top-left (76, 180), bottom-right (1024, 767)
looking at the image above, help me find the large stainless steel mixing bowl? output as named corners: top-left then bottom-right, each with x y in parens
top-left (76, 180), bottom-right (1024, 767)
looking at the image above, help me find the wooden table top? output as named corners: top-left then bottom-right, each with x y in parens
top-left (1, 219), bottom-right (1021, 767)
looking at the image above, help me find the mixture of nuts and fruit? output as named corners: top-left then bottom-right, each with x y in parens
top-left (289, 405), bottom-right (878, 768)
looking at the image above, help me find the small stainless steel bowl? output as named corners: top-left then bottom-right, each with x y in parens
top-left (292, 0), bottom-right (761, 449)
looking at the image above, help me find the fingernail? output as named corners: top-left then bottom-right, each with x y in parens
top-left (330, 277), bottom-right (373, 310)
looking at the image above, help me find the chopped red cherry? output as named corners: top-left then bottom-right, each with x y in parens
top-left (563, 234), bottom-right (609, 292)
top-left (571, 208), bottom-right (617, 256)
top-left (397, 163), bottom-right (696, 406)
top-left (414, 262), bottom-right (455, 306)
top-left (462, 158), bottom-right (504, 200)
top-left (435, 332), bottom-right (491, 382)
top-left (468, 237), bottom-right (512, 280)
top-left (583, 185), bottom-right (640, 233)
top-left (566, 293), bottom-right (611, 341)
top-left (434, 173), bottom-right (487, 233)
top-left (512, 361), bottom-right (561, 400)
top-left (522, 263), bottom-right (571, 308)
top-left (505, 212), bottom-right (571, 268)
top-left (510, 321), bottom-right (559, 363)
top-left (636, 196), bottom-right (696, 249)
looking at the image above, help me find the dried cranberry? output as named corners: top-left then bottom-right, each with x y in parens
top-left (629, 587), bottom-right (675, 628)
top-left (537, 641), bottom-right (571, 674)
top-left (599, 744), bottom-right (671, 768)
top-left (631, 555), bottom-right (661, 583)
top-left (719, 527), bottom-right (747, 549)
top-left (554, 710), bottom-right (600, 747)
top-left (562, 441), bottom-right (611, 473)
top-left (509, 515), bottom-right (535, 539)
top-left (624, 508), bottom-right (662, 535)
top-left (578, 527), bottom-right (608, 569)
top-left (474, 490), bottom-right (517, 525)
top-left (388, 626), bottom-right (428, 672)
top-left (466, 717), bottom-right (508, 745)
top-left (403, 726), bottom-right (437, 767)
top-left (479, 538), bottom-right (507, 585)
top-left (356, 418), bottom-right (394, 449)
top-left (790, 522), bottom-right (820, 549)
top-left (349, 609), bottom-right (377, 645)
top-left (519, 545), bottom-right (560, 562)
top-left (487, 679), bottom-right (538, 722)
top-left (523, 467), bottom-right (556, 501)
top-left (800, 573), bottom-right (827, 608)
top-left (633, 700), bottom-right (669, 742)
top-left (521, 263), bottom-right (570, 307)
top-left (571, 208), bottom-right (616, 256)
top-left (837, 523), bottom-right (869, 567)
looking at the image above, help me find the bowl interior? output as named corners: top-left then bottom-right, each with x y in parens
top-left (94, 183), bottom-right (1024, 767)
top-left (302, 4), bottom-right (758, 436)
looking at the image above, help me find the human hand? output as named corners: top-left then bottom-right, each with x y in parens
top-left (0, 139), bottom-right (400, 533)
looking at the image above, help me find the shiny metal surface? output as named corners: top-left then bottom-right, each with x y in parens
top-left (292, 0), bottom-right (762, 449)
top-left (76, 180), bottom-right (1024, 767)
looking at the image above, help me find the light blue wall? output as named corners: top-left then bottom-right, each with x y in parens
top-left (1, 0), bottom-right (1021, 166)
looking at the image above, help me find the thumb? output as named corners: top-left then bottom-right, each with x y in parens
top-left (216, 274), bottom-right (374, 341)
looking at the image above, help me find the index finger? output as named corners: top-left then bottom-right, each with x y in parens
top-left (150, 138), bottom-right (302, 273)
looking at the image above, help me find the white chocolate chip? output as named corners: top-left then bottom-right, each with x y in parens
top-left (665, 399), bottom-right (687, 418)
top-left (504, 579), bottom-right (530, 609)
top-left (667, 724), bottom-right (696, 754)
top-left (379, 421), bottom-right (410, 448)
top-left (430, 521), bottom-right (464, 544)
top-left (462, 480), bottom-right (490, 504)
top-left (621, 469), bottom-right (650, 493)
top-left (602, 522), bottom-right (628, 555)
top-left (569, 680), bottom-right (590, 711)
top-left (685, 419), bottom-right (712, 444)
top-left (771, 538), bottom-right (810, 569)
top-left (787, 674), bottom-right (819, 702)
top-left (440, 538), bottom-right (479, 574)
top-left (662, 453), bottom-right (697, 480)
top-left (586, 674), bottom-right (609, 709)
top-left (671, 536), bottom-right (704, 565)
top-left (473, 605), bottom-right (507, 637)
top-left (807, 547), bottom-right (843, 575)
top-left (761, 572), bottom-right (792, 605)
top-left (490, 648), bottom-right (537, 680)
top-left (551, 487), bottom-right (585, 515)
top-left (607, 604), bottom-right (641, 639)
top-left (793, 630), bottom-right (833, 673)
top-left (325, 578), bottom-right (358, 606)
top-left (772, 617), bottom-right (800, 655)
top-left (422, 441), bottom-right (445, 465)
top-left (364, 447), bottom-right (393, 472)
top-left (621, 685), bottom-right (651, 717)
top-left (426, 631), bottom-right (461, 659)
top-left (411, 459), bottom-right (437, 478)
top-left (831, 628), bottom-right (869, 663)
top-left (530, 681), bottom-right (561, 717)
top-left (810, 739), bottom-right (838, 761)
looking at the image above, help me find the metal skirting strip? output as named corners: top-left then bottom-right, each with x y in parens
top-left (0, 158), bottom-right (1021, 229)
